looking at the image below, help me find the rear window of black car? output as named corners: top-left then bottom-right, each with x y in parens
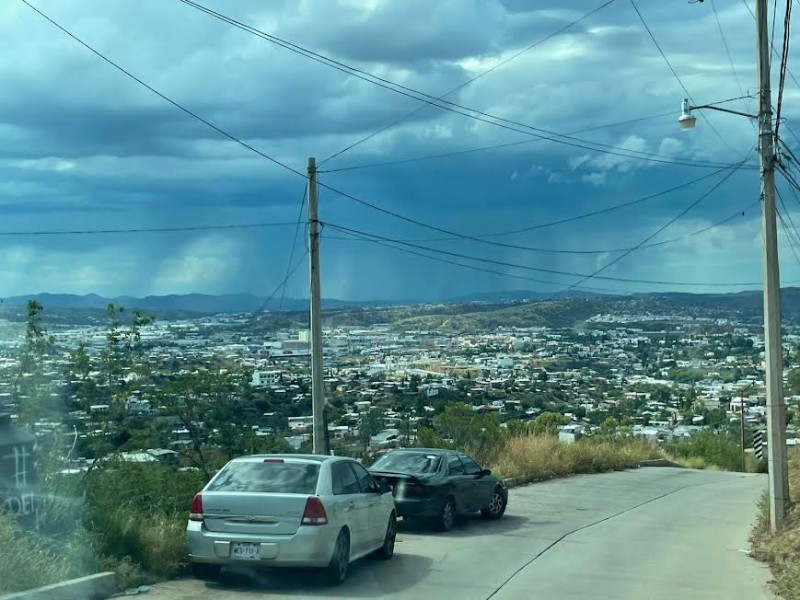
top-left (207, 461), bottom-right (320, 494)
top-left (371, 452), bottom-right (442, 474)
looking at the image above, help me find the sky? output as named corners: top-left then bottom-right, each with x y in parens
top-left (0, 0), bottom-right (799, 302)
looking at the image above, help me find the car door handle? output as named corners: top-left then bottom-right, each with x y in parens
top-left (345, 502), bottom-right (355, 511)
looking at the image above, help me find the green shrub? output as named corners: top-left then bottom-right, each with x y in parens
top-left (84, 461), bottom-right (206, 582)
top-left (665, 430), bottom-right (752, 472)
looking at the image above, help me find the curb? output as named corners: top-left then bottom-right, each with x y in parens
top-left (0, 572), bottom-right (117, 600)
top-left (638, 459), bottom-right (683, 468)
top-left (502, 461), bottom-right (684, 488)
top-left (503, 474), bottom-right (545, 488)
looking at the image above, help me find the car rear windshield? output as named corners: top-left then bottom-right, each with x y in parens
top-left (371, 452), bottom-right (442, 474)
top-left (207, 461), bottom-right (320, 494)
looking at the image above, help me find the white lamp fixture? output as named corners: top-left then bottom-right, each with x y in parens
top-left (678, 98), bottom-right (697, 130)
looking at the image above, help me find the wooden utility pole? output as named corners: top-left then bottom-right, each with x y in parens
top-left (308, 157), bottom-right (328, 455)
top-left (755, 0), bottom-right (789, 531)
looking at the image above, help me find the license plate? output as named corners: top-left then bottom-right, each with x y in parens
top-left (231, 542), bottom-right (261, 560)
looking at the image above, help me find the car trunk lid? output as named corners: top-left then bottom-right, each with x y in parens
top-left (201, 491), bottom-right (312, 535)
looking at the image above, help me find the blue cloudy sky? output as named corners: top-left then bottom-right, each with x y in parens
top-left (1, 0), bottom-right (798, 301)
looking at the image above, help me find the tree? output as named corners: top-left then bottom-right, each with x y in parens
top-left (409, 374), bottom-right (421, 393)
top-left (789, 369), bottom-right (800, 395)
top-left (100, 304), bottom-right (154, 399)
top-left (14, 300), bottom-right (56, 429)
top-left (65, 341), bottom-right (99, 412)
top-left (600, 416), bottom-right (619, 435)
top-left (358, 409), bottom-right (385, 450)
top-left (530, 411), bottom-right (569, 436)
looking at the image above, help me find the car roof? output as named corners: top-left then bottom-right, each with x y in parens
top-left (379, 448), bottom-right (452, 456)
top-left (230, 454), bottom-right (355, 464)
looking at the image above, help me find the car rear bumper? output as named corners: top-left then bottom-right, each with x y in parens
top-left (186, 521), bottom-right (338, 568)
top-left (393, 496), bottom-right (441, 519)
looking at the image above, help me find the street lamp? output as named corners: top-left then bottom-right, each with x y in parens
top-left (678, 99), bottom-right (697, 130)
top-left (679, 0), bottom-right (788, 533)
top-left (677, 98), bottom-right (757, 129)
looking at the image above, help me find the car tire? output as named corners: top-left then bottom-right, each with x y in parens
top-left (481, 488), bottom-right (507, 520)
top-left (437, 496), bottom-right (456, 532)
top-left (375, 513), bottom-right (397, 560)
top-left (325, 529), bottom-right (350, 585)
top-left (190, 563), bottom-right (221, 580)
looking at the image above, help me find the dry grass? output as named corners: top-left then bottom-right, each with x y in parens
top-left (672, 456), bottom-right (711, 470)
top-left (750, 449), bottom-right (800, 599)
top-left (0, 513), bottom-right (71, 595)
top-left (490, 435), bottom-right (662, 481)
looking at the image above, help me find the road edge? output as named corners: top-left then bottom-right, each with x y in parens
top-left (502, 460), bottom-right (683, 488)
top-left (0, 572), bottom-right (117, 600)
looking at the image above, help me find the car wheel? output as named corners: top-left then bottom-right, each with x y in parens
top-left (190, 563), bottom-right (221, 580)
top-left (325, 530), bottom-right (350, 585)
top-left (437, 496), bottom-right (456, 531)
top-left (481, 488), bottom-right (507, 520)
top-left (375, 513), bottom-right (397, 560)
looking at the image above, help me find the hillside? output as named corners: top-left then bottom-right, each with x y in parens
top-left (9, 288), bottom-right (800, 332)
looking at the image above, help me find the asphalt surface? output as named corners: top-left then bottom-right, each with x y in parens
top-left (144, 468), bottom-right (775, 600)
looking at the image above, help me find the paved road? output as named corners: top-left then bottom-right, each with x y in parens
top-left (145, 468), bottom-right (775, 600)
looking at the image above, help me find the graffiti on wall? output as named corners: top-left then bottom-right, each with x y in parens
top-left (1, 443), bottom-right (37, 521)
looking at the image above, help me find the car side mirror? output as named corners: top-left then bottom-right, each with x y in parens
top-left (377, 480), bottom-right (392, 494)
top-left (479, 468), bottom-right (492, 477)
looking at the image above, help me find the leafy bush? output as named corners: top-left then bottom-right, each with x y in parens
top-left (664, 429), bottom-right (762, 472)
top-left (416, 404), bottom-right (505, 465)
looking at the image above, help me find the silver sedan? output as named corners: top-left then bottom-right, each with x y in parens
top-left (186, 454), bottom-right (397, 585)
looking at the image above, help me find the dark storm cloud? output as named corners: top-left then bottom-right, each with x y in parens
top-left (0, 0), bottom-right (794, 299)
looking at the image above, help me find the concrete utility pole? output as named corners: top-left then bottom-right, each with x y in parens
top-left (308, 157), bottom-right (328, 456)
top-left (755, 0), bottom-right (789, 531)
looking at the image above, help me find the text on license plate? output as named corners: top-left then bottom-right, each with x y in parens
top-left (231, 542), bottom-right (261, 560)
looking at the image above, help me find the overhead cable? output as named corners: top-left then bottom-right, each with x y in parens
top-left (175, 0), bottom-right (747, 171)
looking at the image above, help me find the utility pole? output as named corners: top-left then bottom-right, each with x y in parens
top-left (308, 157), bottom-right (328, 456)
top-left (740, 387), bottom-right (746, 472)
top-left (755, 0), bottom-right (789, 531)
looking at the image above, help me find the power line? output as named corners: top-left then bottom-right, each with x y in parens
top-left (320, 168), bottom-right (752, 256)
top-left (23, 0), bottom-right (757, 257)
top-left (21, 0), bottom-right (762, 269)
top-left (776, 200), bottom-right (800, 267)
top-left (321, 165), bottom-right (741, 248)
top-left (175, 0), bottom-right (750, 171)
top-left (321, 110), bottom-right (677, 174)
top-left (19, 0), bottom-right (309, 181)
top-left (254, 249), bottom-right (309, 314)
top-left (323, 221), bottom-right (770, 288)
top-left (325, 227), bottom-right (636, 296)
top-left (323, 98), bottom-right (754, 174)
top-left (279, 186), bottom-right (308, 311)
top-left (549, 157), bottom-right (748, 297)
top-left (743, 0), bottom-right (800, 147)
top-left (316, 0), bottom-right (620, 165)
top-left (0, 221), bottom-right (297, 236)
top-left (629, 0), bottom-right (742, 156)
top-left (775, 0), bottom-right (793, 141)
top-left (710, 0), bottom-right (757, 123)
top-left (394, 199), bottom-right (758, 252)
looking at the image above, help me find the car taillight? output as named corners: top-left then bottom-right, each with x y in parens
top-left (405, 481), bottom-right (430, 497)
top-left (189, 493), bottom-right (203, 522)
top-left (301, 496), bottom-right (328, 526)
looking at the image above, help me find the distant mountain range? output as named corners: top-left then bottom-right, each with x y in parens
top-left (1, 287), bottom-right (795, 319)
top-left (0, 293), bottom-right (417, 314)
